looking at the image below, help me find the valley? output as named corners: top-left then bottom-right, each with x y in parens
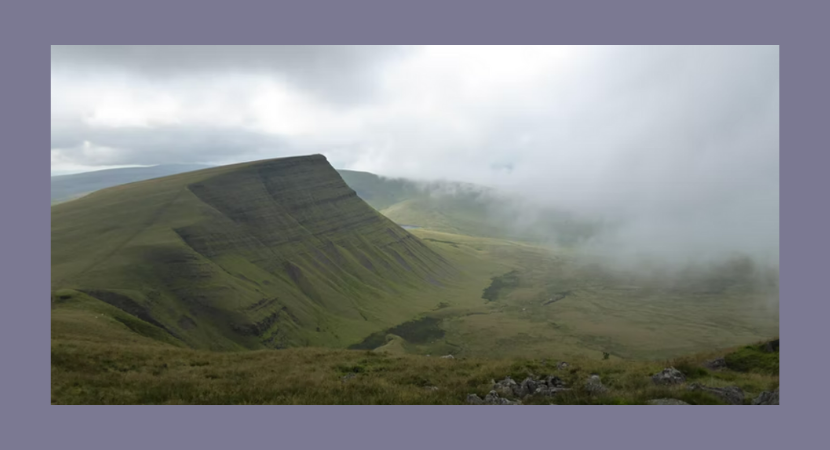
top-left (50, 155), bottom-right (779, 404)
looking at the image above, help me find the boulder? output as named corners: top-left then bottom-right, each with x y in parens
top-left (703, 358), bottom-right (727, 371)
top-left (556, 362), bottom-right (570, 370)
top-left (484, 390), bottom-right (521, 405)
top-left (585, 374), bottom-right (608, 394)
top-left (520, 377), bottom-right (538, 397)
top-left (440, 354), bottom-right (455, 359)
top-left (752, 388), bottom-right (779, 405)
top-left (534, 385), bottom-right (571, 397)
top-left (687, 383), bottom-right (745, 405)
top-left (424, 386), bottom-right (439, 392)
top-left (492, 374), bottom-right (571, 398)
top-left (467, 394), bottom-right (484, 405)
top-left (652, 367), bottom-right (686, 385)
top-left (546, 375), bottom-right (565, 388)
top-left (493, 376), bottom-right (520, 397)
top-left (647, 398), bottom-right (690, 405)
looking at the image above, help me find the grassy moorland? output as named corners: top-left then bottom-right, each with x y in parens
top-left (50, 156), bottom-right (778, 404)
top-left (51, 332), bottom-right (778, 405)
top-left (379, 229), bottom-right (779, 361)
top-left (51, 155), bottom-right (460, 351)
top-left (51, 224), bottom-right (779, 405)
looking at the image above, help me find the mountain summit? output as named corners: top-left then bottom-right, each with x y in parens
top-left (51, 154), bottom-right (455, 350)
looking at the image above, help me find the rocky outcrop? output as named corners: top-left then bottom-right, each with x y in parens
top-left (483, 390), bottom-right (522, 405)
top-left (493, 376), bottom-right (520, 397)
top-left (752, 388), bottom-right (779, 405)
top-left (652, 367), bottom-right (686, 385)
top-left (687, 383), bottom-right (744, 405)
top-left (546, 375), bottom-right (565, 388)
top-left (473, 374), bottom-right (571, 403)
top-left (467, 394), bottom-right (484, 405)
top-left (520, 377), bottom-right (538, 397)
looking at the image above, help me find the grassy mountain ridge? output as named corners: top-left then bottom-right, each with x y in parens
top-left (51, 165), bottom-right (602, 245)
top-left (51, 155), bottom-right (459, 351)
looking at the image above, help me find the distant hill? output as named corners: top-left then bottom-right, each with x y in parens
top-left (51, 165), bottom-right (602, 244)
top-left (51, 155), bottom-right (456, 351)
top-left (51, 164), bottom-right (213, 203)
top-left (338, 169), bottom-right (602, 245)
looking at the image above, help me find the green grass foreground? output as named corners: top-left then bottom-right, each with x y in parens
top-left (51, 338), bottom-right (778, 405)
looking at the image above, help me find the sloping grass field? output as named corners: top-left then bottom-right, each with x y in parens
top-left (51, 158), bottom-right (779, 404)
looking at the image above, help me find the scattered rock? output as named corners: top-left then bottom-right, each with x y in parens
top-left (493, 376), bottom-right (520, 397)
top-left (520, 377), bottom-right (538, 397)
top-left (652, 367), bottom-right (686, 385)
top-left (491, 374), bottom-right (571, 399)
top-left (440, 354), bottom-right (455, 359)
top-left (534, 385), bottom-right (571, 397)
top-left (546, 375), bottom-right (565, 388)
top-left (584, 374), bottom-right (608, 394)
top-left (703, 358), bottom-right (727, 371)
top-left (647, 398), bottom-right (690, 405)
top-left (484, 390), bottom-right (521, 405)
top-left (556, 362), bottom-right (570, 370)
top-left (687, 383), bottom-right (745, 405)
top-left (467, 394), bottom-right (484, 405)
top-left (752, 388), bottom-right (779, 405)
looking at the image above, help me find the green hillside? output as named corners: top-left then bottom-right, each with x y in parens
top-left (51, 166), bottom-right (601, 245)
top-left (51, 155), bottom-right (459, 351)
top-left (50, 157), bottom-right (778, 405)
top-left (336, 169), bottom-right (419, 211)
top-left (338, 169), bottom-right (601, 245)
top-left (51, 323), bottom-right (779, 405)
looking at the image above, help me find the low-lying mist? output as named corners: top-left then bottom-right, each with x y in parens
top-left (338, 46), bottom-right (778, 287)
top-left (383, 174), bottom-right (779, 297)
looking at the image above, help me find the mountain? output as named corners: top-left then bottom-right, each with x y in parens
top-left (51, 155), bottom-right (456, 351)
top-left (51, 165), bottom-right (601, 245)
top-left (51, 164), bottom-right (213, 203)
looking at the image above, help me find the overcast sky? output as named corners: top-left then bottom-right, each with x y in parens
top-left (51, 45), bottom-right (779, 264)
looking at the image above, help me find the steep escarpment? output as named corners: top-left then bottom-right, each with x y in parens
top-left (51, 155), bottom-right (456, 350)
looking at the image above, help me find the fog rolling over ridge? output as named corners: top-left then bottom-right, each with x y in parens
top-left (52, 45), bottom-right (778, 273)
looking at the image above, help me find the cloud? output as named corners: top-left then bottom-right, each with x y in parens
top-left (51, 45), bottom-right (413, 105)
top-left (50, 45), bottom-right (779, 266)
